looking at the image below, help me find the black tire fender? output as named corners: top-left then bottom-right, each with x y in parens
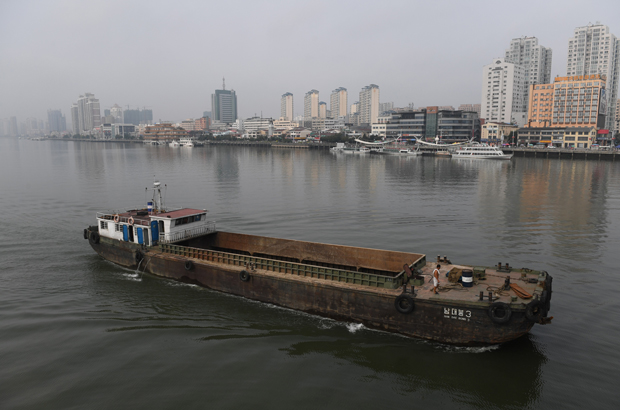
top-left (394, 294), bottom-right (415, 314)
top-left (525, 300), bottom-right (543, 322)
top-left (135, 251), bottom-right (144, 263)
top-left (541, 290), bottom-right (549, 317)
top-left (488, 302), bottom-right (512, 324)
top-left (89, 231), bottom-right (100, 245)
top-left (240, 270), bottom-right (251, 282)
top-left (83, 228), bottom-right (89, 240)
top-left (185, 260), bottom-right (194, 271)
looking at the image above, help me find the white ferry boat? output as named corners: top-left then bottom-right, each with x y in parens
top-left (452, 144), bottom-right (513, 160)
top-left (382, 146), bottom-right (421, 156)
top-left (179, 137), bottom-right (195, 148)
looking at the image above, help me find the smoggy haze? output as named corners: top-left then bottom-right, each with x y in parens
top-left (1, 0), bottom-right (619, 123)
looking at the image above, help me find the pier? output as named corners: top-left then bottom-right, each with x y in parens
top-left (502, 147), bottom-right (618, 161)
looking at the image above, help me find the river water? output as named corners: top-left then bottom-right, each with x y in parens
top-left (1, 139), bottom-right (619, 409)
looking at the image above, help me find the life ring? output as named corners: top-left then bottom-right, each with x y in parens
top-left (240, 270), bottom-right (251, 282)
top-left (128, 216), bottom-right (134, 225)
top-left (488, 302), bottom-right (512, 324)
top-left (135, 251), bottom-right (144, 263)
top-left (89, 231), bottom-right (100, 244)
top-left (113, 214), bottom-right (120, 223)
top-left (525, 300), bottom-right (543, 322)
top-left (185, 260), bottom-right (194, 271)
top-left (394, 294), bottom-right (415, 314)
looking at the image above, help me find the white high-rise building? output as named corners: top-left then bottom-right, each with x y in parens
top-left (359, 84), bottom-right (380, 125)
top-left (304, 90), bottom-right (319, 119)
top-left (566, 23), bottom-right (620, 131)
top-left (280, 92), bottom-right (294, 121)
top-left (481, 58), bottom-right (526, 125)
top-left (75, 93), bottom-right (101, 133)
top-left (330, 87), bottom-right (348, 118)
top-left (505, 36), bottom-right (552, 115)
top-left (71, 103), bottom-right (79, 134)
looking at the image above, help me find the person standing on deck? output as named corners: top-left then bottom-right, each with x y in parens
top-left (432, 264), bottom-right (440, 294)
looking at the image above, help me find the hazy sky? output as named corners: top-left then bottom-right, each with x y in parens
top-left (1, 0), bottom-right (619, 123)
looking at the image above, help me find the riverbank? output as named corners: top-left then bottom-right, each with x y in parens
top-left (36, 137), bottom-right (620, 160)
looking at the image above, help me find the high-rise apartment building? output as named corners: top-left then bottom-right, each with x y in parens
top-left (280, 92), bottom-right (294, 121)
top-left (330, 87), bottom-right (348, 118)
top-left (47, 109), bottom-right (66, 133)
top-left (615, 98), bottom-right (620, 133)
top-left (71, 104), bottom-right (79, 134)
top-left (304, 90), bottom-right (319, 119)
top-left (319, 102), bottom-right (327, 118)
top-left (350, 102), bottom-right (359, 114)
top-left (458, 104), bottom-right (481, 116)
top-left (124, 108), bottom-right (153, 126)
top-left (359, 84), bottom-right (380, 124)
top-left (505, 37), bottom-right (552, 114)
top-left (75, 93), bottom-right (101, 133)
top-left (566, 23), bottom-right (620, 130)
top-left (379, 102), bottom-right (394, 114)
top-left (211, 78), bottom-right (238, 124)
top-left (481, 58), bottom-right (526, 125)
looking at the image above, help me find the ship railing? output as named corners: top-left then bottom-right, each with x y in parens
top-left (159, 243), bottom-right (403, 289)
top-left (159, 222), bottom-right (217, 244)
top-left (96, 212), bottom-right (150, 226)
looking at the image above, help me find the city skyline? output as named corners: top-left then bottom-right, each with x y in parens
top-left (1, 1), bottom-right (620, 124)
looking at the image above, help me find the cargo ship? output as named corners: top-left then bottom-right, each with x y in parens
top-left (84, 182), bottom-right (553, 346)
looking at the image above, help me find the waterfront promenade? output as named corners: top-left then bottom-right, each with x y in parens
top-left (40, 137), bottom-right (619, 160)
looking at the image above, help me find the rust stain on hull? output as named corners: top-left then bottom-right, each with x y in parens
top-left (88, 231), bottom-right (543, 346)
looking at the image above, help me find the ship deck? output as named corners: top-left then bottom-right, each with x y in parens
top-left (152, 238), bottom-right (544, 308)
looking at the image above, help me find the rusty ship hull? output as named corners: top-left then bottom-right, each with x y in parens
top-left (86, 227), bottom-right (551, 346)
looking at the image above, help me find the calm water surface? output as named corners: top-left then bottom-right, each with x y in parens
top-left (1, 139), bottom-right (619, 409)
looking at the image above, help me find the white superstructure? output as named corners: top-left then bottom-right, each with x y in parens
top-left (94, 181), bottom-right (215, 246)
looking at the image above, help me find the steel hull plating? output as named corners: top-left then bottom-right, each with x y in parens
top-left (88, 234), bottom-right (536, 346)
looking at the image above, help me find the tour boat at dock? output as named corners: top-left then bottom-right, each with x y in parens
top-left (382, 145), bottom-right (422, 156)
top-left (179, 137), bottom-right (195, 148)
top-left (452, 144), bottom-right (513, 160)
top-left (84, 182), bottom-right (553, 346)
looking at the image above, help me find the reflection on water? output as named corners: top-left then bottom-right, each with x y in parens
top-left (283, 335), bottom-right (545, 408)
top-left (1, 139), bottom-right (620, 410)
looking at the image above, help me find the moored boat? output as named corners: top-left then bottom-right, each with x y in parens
top-left (84, 182), bottom-right (553, 346)
top-left (452, 144), bottom-right (513, 160)
top-left (382, 145), bottom-right (422, 156)
top-left (179, 137), bottom-right (195, 148)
